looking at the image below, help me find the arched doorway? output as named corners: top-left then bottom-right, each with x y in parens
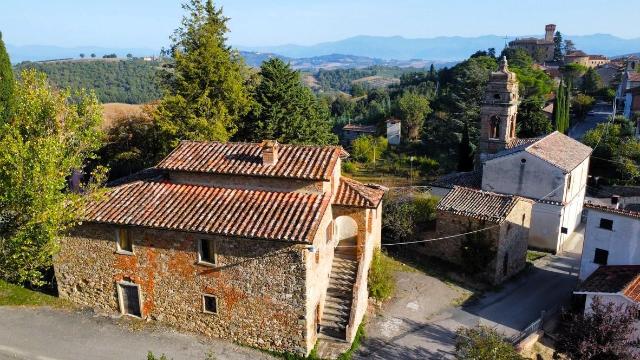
top-left (335, 216), bottom-right (358, 258)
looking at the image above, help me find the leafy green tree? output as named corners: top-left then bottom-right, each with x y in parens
top-left (351, 135), bottom-right (387, 164)
top-left (553, 31), bottom-right (564, 61)
top-left (154, 0), bottom-right (253, 154)
top-left (90, 53), bottom-right (96, 58)
top-left (582, 68), bottom-right (603, 95)
top-left (518, 97), bottom-right (553, 137)
top-left (564, 39), bottom-right (576, 54)
top-left (554, 297), bottom-right (640, 360)
top-left (572, 93), bottom-right (595, 119)
top-left (238, 58), bottom-right (337, 145)
top-left (0, 70), bottom-right (105, 285)
top-left (382, 192), bottom-right (437, 243)
top-left (0, 32), bottom-right (14, 122)
top-left (79, 53), bottom-right (85, 59)
top-left (455, 326), bottom-right (526, 360)
top-left (398, 91), bottom-right (431, 141)
top-left (562, 63), bottom-right (588, 88)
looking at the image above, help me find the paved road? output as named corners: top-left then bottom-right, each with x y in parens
top-left (356, 252), bottom-right (580, 359)
top-left (0, 307), bottom-right (274, 360)
top-left (568, 102), bottom-right (613, 141)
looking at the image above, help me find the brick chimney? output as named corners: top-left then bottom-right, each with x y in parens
top-left (261, 140), bottom-right (279, 166)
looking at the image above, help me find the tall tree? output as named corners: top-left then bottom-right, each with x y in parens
top-left (457, 121), bottom-right (474, 171)
top-left (555, 297), bottom-right (640, 360)
top-left (238, 58), bottom-right (337, 145)
top-left (582, 68), bottom-right (603, 95)
top-left (0, 70), bottom-right (105, 285)
top-left (398, 91), bottom-right (432, 141)
top-left (553, 31), bottom-right (564, 61)
top-left (518, 97), bottom-right (552, 137)
top-left (0, 32), bottom-right (14, 122)
top-left (154, 0), bottom-right (252, 154)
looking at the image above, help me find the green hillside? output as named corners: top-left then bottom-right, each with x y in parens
top-left (14, 59), bottom-right (163, 104)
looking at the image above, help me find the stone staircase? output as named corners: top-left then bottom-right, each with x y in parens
top-left (318, 253), bottom-right (358, 341)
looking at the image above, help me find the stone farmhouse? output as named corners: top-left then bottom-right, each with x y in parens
top-left (53, 140), bottom-right (385, 356)
top-left (423, 186), bottom-right (533, 284)
top-left (432, 57), bottom-right (592, 254)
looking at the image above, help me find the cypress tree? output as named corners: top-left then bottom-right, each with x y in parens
top-left (457, 121), bottom-right (474, 171)
top-left (0, 31), bottom-right (14, 122)
top-left (554, 80), bottom-right (564, 132)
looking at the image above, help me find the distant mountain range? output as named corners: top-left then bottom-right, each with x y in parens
top-left (240, 34), bottom-right (640, 61)
top-left (7, 33), bottom-right (640, 68)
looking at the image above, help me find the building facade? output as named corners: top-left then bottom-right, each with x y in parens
top-left (53, 140), bottom-right (385, 356)
top-left (579, 203), bottom-right (640, 280)
top-left (508, 24), bottom-right (556, 63)
top-left (386, 118), bottom-right (401, 145)
top-left (422, 186), bottom-right (533, 285)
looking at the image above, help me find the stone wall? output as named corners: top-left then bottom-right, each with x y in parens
top-left (54, 224), bottom-right (309, 355)
top-left (493, 199), bottom-right (532, 284)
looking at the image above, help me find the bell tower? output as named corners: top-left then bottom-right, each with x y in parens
top-left (479, 56), bottom-right (519, 158)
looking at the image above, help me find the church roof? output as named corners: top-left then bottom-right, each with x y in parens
top-left (437, 186), bottom-right (527, 223)
top-left (486, 132), bottom-right (592, 173)
top-left (156, 140), bottom-right (346, 181)
top-left (430, 170), bottom-right (483, 190)
top-left (83, 180), bottom-right (330, 243)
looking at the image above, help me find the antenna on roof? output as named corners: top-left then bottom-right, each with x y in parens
top-left (503, 35), bottom-right (509, 47)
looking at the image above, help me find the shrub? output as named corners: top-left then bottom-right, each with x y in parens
top-left (382, 192), bottom-right (438, 242)
top-left (455, 326), bottom-right (525, 359)
top-left (368, 249), bottom-right (394, 301)
top-left (341, 160), bottom-right (359, 174)
top-left (351, 135), bottom-right (388, 164)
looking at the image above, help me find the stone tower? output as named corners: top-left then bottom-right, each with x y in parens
top-left (478, 56), bottom-right (519, 159)
top-left (545, 24), bottom-right (556, 42)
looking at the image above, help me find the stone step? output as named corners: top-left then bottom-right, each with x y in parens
top-left (320, 318), bottom-right (348, 330)
top-left (328, 278), bottom-right (355, 288)
top-left (326, 294), bottom-right (352, 303)
top-left (317, 331), bottom-right (348, 343)
top-left (321, 312), bottom-right (349, 324)
top-left (324, 301), bottom-right (351, 312)
top-left (323, 306), bottom-right (350, 318)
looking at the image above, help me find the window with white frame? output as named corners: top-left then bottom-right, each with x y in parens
top-left (116, 228), bottom-right (133, 254)
top-left (202, 294), bottom-right (218, 314)
top-left (117, 281), bottom-right (142, 317)
top-left (198, 239), bottom-right (217, 265)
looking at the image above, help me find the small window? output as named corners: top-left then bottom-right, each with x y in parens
top-left (561, 227), bottom-right (568, 234)
top-left (567, 174), bottom-right (572, 191)
top-left (118, 282), bottom-right (142, 317)
top-left (202, 294), bottom-right (218, 314)
top-left (593, 248), bottom-right (609, 265)
top-left (116, 228), bottom-right (133, 253)
top-left (493, 93), bottom-right (501, 100)
top-left (599, 218), bottom-right (614, 231)
top-left (198, 239), bottom-right (217, 265)
top-left (521, 214), bottom-right (526, 226)
top-left (315, 249), bottom-right (320, 264)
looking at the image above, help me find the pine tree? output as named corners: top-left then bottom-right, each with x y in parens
top-left (238, 58), bottom-right (337, 145)
top-left (154, 0), bottom-right (252, 154)
top-left (0, 31), bottom-right (14, 122)
top-left (553, 31), bottom-right (564, 62)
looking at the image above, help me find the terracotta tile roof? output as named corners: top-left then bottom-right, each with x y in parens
top-left (83, 180), bottom-right (330, 243)
top-left (431, 170), bottom-right (483, 190)
top-left (577, 265), bottom-right (640, 303)
top-left (628, 72), bottom-right (640, 82)
top-left (437, 186), bottom-right (525, 223)
top-left (342, 124), bottom-right (377, 133)
top-left (486, 132), bottom-right (592, 172)
top-left (584, 202), bottom-right (640, 219)
top-left (156, 141), bottom-right (345, 181)
top-left (505, 137), bottom-right (542, 150)
top-left (334, 177), bottom-right (386, 208)
top-left (526, 132), bottom-right (592, 172)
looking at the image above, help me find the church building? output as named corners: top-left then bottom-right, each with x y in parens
top-left (433, 57), bottom-right (592, 253)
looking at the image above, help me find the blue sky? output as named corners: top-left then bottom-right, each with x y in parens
top-left (1, 0), bottom-right (638, 49)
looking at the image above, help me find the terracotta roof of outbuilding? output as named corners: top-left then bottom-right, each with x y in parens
top-left (437, 186), bottom-right (526, 223)
top-left (342, 124), bottom-right (377, 133)
top-left (83, 180), bottom-right (330, 243)
top-left (485, 132), bottom-right (591, 172)
top-left (584, 202), bottom-right (640, 219)
top-left (156, 141), bottom-right (345, 181)
top-left (334, 177), bottom-right (386, 208)
top-left (628, 72), bottom-right (640, 82)
top-left (576, 265), bottom-right (640, 303)
top-left (431, 170), bottom-right (483, 190)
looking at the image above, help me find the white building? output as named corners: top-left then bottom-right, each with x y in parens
top-left (579, 202), bottom-right (640, 280)
top-left (386, 118), bottom-right (401, 145)
top-left (432, 57), bottom-right (592, 253)
top-left (618, 70), bottom-right (640, 119)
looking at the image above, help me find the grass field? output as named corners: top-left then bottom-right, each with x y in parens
top-left (0, 280), bottom-right (68, 307)
top-left (102, 102), bottom-right (146, 129)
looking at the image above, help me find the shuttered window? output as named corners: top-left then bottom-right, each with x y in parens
top-left (119, 283), bottom-right (141, 317)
